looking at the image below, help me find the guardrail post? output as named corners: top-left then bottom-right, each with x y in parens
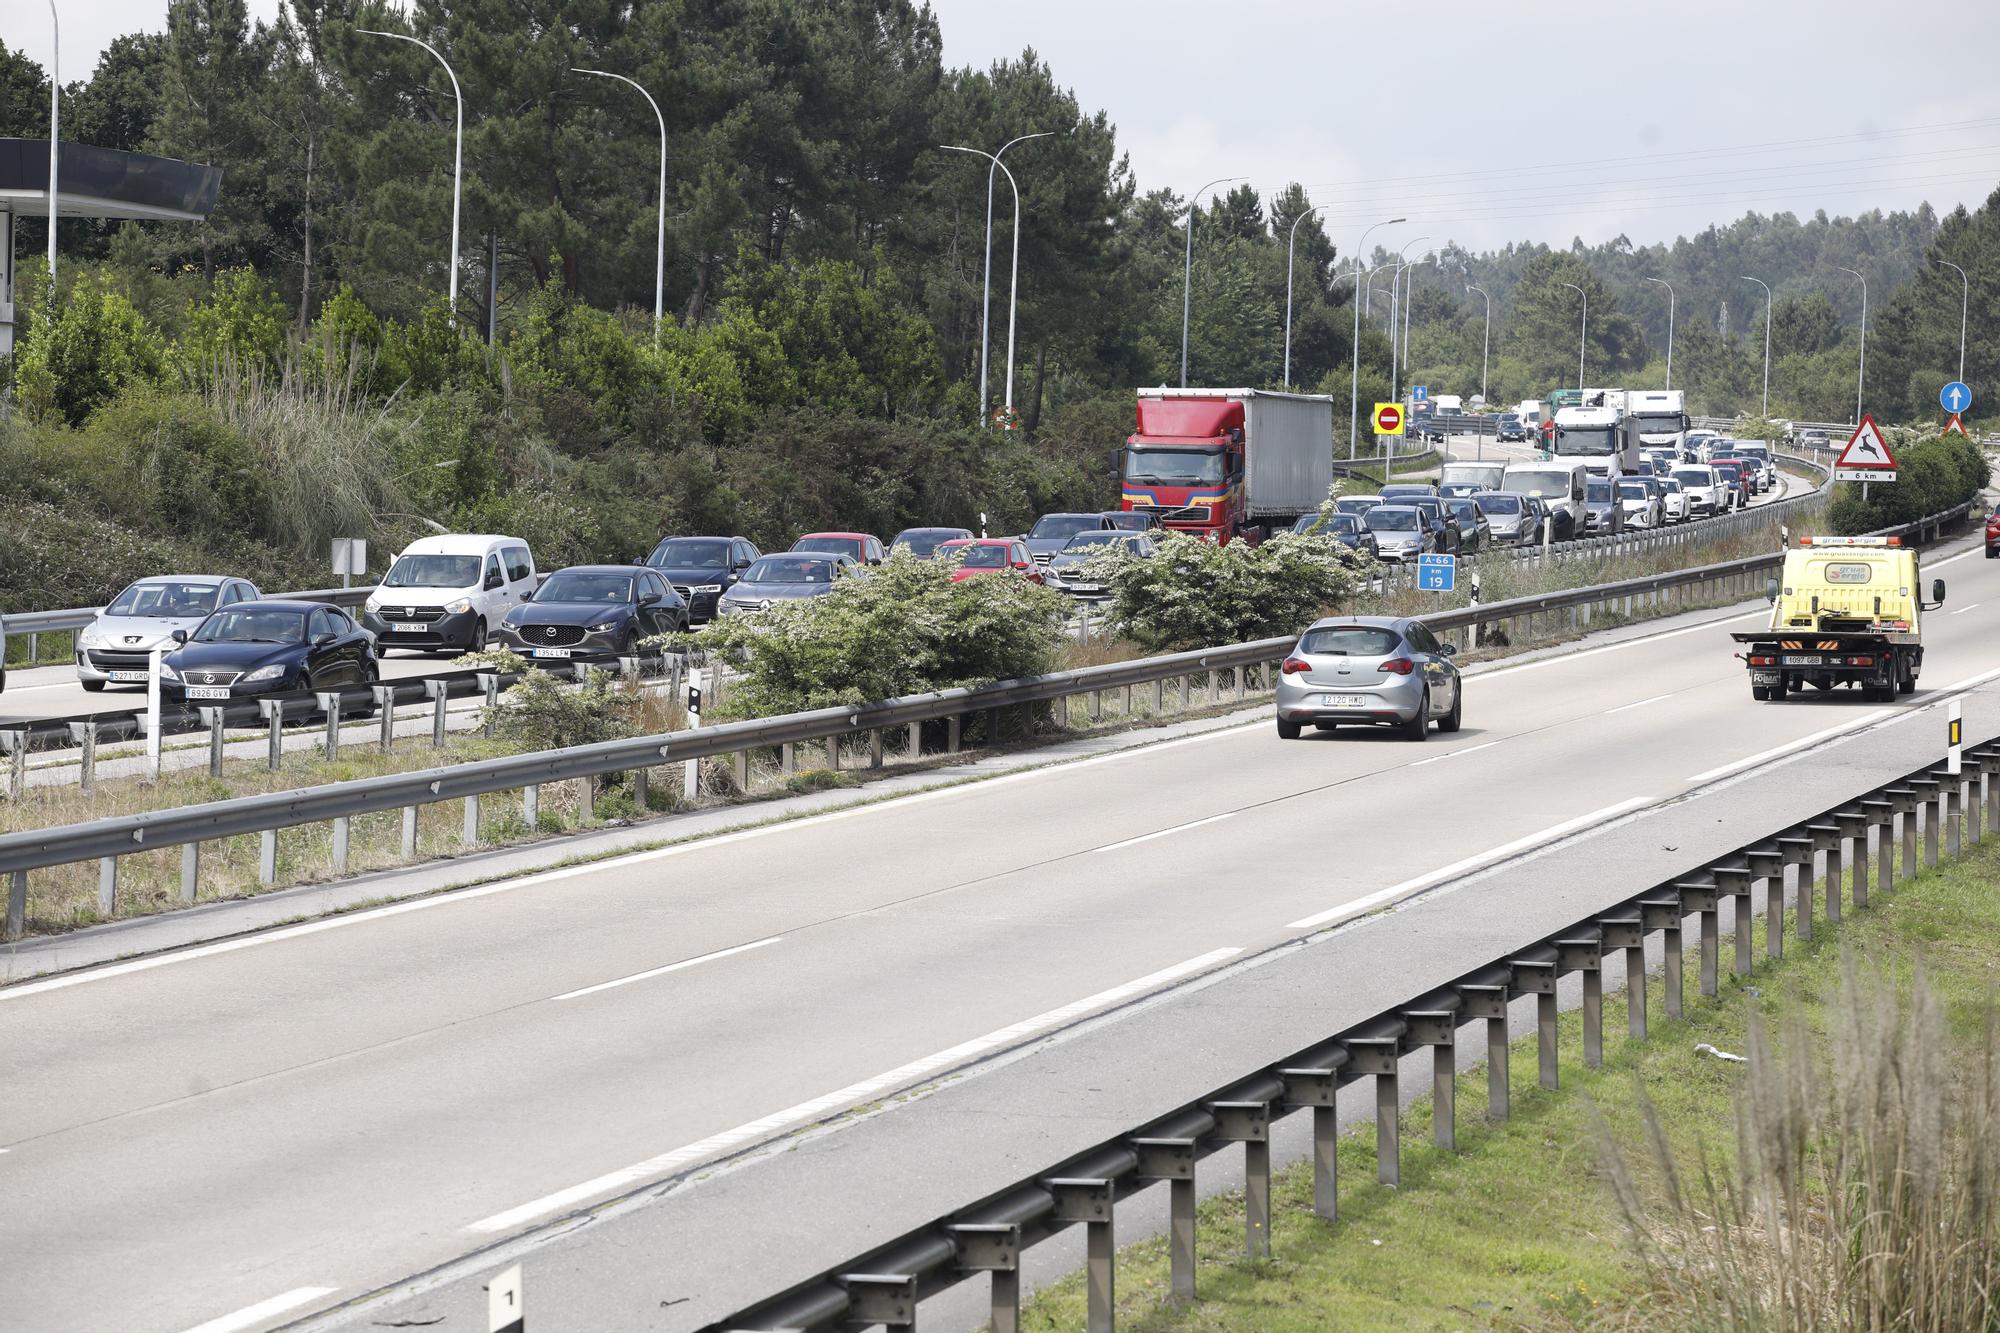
top-left (1404, 1012), bottom-right (1457, 1150)
top-left (424, 678), bottom-right (451, 749)
top-left (906, 720), bottom-right (921, 761)
top-left (522, 784), bottom-right (539, 827)
top-left (6, 868), bottom-right (23, 939)
top-left (1044, 1178), bottom-right (1115, 1333)
top-left (1806, 822), bottom-right (1842, 924)
top-left (259, 829), bottom-right (278, 885)
top-left (477, 673), bottom-right (503, 738)
top-left (948, 714), bottom-right (962, 754)
top-left (949, 1223), bottom-right (1024, 1331)
top-left (1600, 917), bottom-right (1646, 1039)
top-left (332, 816), bottom-right (351, 876)
top-left (97, 856), bottom-right (118, 917)
top-left (180, 843), bottom-right (199, 903)
top-left (1513, 961), bottom-right (1558, 1089)
top-left (1151, 680), bottom-right (1164, 715)
top-left (1458, 984), bottom-right (1509, 1121)
top-left (1558, 939), bottom-right (1604, 1068)
top-left (1130, 1139), bottom-right (1198, 1298)
top-left (67, 721), bottom-right (99, 796)
top-left (1910, 775), bottom-right (1943, 869)
top-left (1703, 871), bottom-right (1745, 983)
top-left (0, 731), bottom-right (27, 801)
top-left (1091, 688), bottom-right (1104, 723)
top-left (401, 805), bottom-right (418, 858)
top-left (1178, 675), bottom-right (1190, 711)
top-left (373, 684), bottom-right (398, 751)
top-left (1277, 1066), bottom-right (1340, 1219)
top-left (317, 692), bottom-right (344, 761)
top-left (1860, 798), bottom-right (1894, 903)
top-left (1232, 668), bottom-right (1245, 704)
top-left (1208, 1100), bottom-right (1273, 1257)
top-left (1835, 809), bottom-right (1870, 907)
top-left (462, 794), bottom-right (480, 846)
top-left (1776, 833), bottom-right (1814, 940)
top-left (618, 655), bottom-right (640, 687)
top-left (1887, 786), bottom-right (1919, 881)
top-left (1946, 779), bottom-right (1965, 861)
top-left (1122, 683), bottom-right (1134, 717)
top-left (1984, 750), bottom-right (2000, 843)
top-left (1640, 899), bottom-right (1684, 1019)
top-left (1746, 844), bottom-right (1785, 958)
top-left (631, 764), bottom-right (649, 810)
top-left (1346, 1037), bottom-right (1401, 1187)
top-left (733, 750), bottom-right (750, 792)
top-left (837, 1274), bottom-right (917, 1330)
top-left (259, 698), bottom-right (287, 772)
top-left (200, 707), bottom-right (227, 776)
top-left (780, 742), bottom-right (795, 776)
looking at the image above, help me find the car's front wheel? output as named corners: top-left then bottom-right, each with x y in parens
top-left (468, 619), bottom-right (488, 653)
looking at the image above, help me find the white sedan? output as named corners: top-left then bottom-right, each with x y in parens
top-left (1656, 477), bottom-right (1691, 523)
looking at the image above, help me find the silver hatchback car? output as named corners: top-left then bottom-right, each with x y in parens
top-left (1275, 616), bottom-right (1463, 740)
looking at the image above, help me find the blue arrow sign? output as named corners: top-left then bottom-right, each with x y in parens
top-left (1411, 385), bottom-right (1429, 402)
top-left (1942, 381), bottom-right (1972, 413)
top-left (1417, 553), bottom-right (1456, 592)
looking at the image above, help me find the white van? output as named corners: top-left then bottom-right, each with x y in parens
top-left (1501, 460), bottom-right (1590, 541)
top-left (362, 534), bottom-right (538, 654)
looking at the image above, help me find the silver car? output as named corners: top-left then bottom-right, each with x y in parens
top-left (76, 575), bottom-right (262, 691)
top-left (1275, 616), bottom-right (1463, 741)
top-left (1362, 505), bottom-right (1429, 561)
top-left (1472, 492), bottom-right (1537, 545)
top-left (714, 553), bottom-right (857, 616)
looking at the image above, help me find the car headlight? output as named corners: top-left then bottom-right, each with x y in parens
top-left (501, 609), bottom-right (523, 627)
top-left (692, 584), bottom-right (722, 594)
top-left (157, 660), bottom-right (180, 681)
top-left (444, 598), bottom-right (473, 616)
top-left (364, 595), bottom-right (382, 614)
top-left (77, 625), bottom-right (103, 648)
top-left (242, 664), bottom-right (287, 683)
top-left (589, 619), bottom-right (624, 634)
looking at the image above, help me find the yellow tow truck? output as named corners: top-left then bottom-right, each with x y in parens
top-left (1733, 536), bottom-right (1946, 702)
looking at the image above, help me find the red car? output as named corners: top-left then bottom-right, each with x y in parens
top-left (790, 531), bottom-right (886, 565)
top-left (936, 538), bottom-right (1045, 584)
top-left (1985, 503), bottom-right (1999, 559)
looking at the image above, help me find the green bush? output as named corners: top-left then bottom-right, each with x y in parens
top-left (1083, 531), bottom-right (1365, 653)
top-left (493, 666), bottom-right (640, 752)
top-left (1826, 434), bottom-right (1989, 534)
top-left (670, 552), bottom-right (1069, 716)
top-left (15, 274), bottom-right (168, 424)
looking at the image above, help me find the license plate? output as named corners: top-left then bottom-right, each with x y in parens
top-left (533, 647), bottom-right (573, 659)
top-left (1782, 655), bottom-right (1825, 666)
top-left (186, 686), bottom-right (230, 700)
top-left (1319, 694), bottom-right (1369, 709)
top-left (392, 623), bottom-right (427, 634)
top-left (106, 670), bottom-right (147, 682)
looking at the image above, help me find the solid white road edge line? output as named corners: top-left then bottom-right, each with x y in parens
top-left (1285, 796), bottom-right (1656, 931)
top-left (1684, 712), bottom-right (1890, 784)
top-left (1091, 811), bottom-right (1236, 854)
top-left (552, 936), bottom-right (783, 1002)
top-left (178, 1286), bottom-right (337, 1333)
top-left (464, 947), bottom-right (1244, 1235)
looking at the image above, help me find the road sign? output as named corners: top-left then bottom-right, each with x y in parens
top-left (1412, 385), bottom-right (1429, 402)
top-left (1832, 415), bottom-right (1897, 482)
top-left (1372, 402), bottom-right (1405, 435)
top-left (1944, 413), bottom-right (1971, 438)
top-left (1941, 381), bottom-right (1972, 414)
top-left (1417, 553), bottom-right (1456, 592)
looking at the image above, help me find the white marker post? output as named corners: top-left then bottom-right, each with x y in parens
top-left (485, 1263), bottom-right (524, 1333)
top-left (146, 645), bottom-right (163, 782)
top-left (683, 669), bottom-right (703, 799)
top-left (1949, 699), bottom-right (1963, 777)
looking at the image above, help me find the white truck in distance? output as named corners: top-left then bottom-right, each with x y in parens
top-left (1624, 389), bottom-right (1688, 456)
top-left (1551, 404), bottom-right (1640, 479)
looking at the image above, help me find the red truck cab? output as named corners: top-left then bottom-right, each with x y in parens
top-left (1121, 396), bottom-right (1247, 542)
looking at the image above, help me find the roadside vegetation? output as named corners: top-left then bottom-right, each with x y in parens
top-left (1826, 432), bottom-right (1989, 534)
top-left (1021, 828), bottom-right (2000, 1331)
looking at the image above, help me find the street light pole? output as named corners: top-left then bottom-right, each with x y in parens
top-left (1400, 255), bottom-right (1430, 401)
top-left (1181, 175), bottom-right (1246, 387)
top-left (44, 0), bottom-right (57, 303)
top-left (1388, 235), bottom-right (1428, 403)
top-left (1283, 202), bottom-right (1333, 390)
top-left (572, 68), bottom-right (667, 338)
top-left (360, 27), bottom-right (464, 323)
top-left (1934, 258), bottom-right (1968, 385)
top-left (1740, 276), bottom-right (1772, 418)
top-left (944, 136), bottom-right (1049, 424)
top-left (1644, 276), bottom-right (1675, 390)
top-left (1560, 281), bottom-right (1586, 390)
top-left (1347, 217), bottom-right (1405, 452)
top-left (1466, 283), bottom-right (1491, 404)
top-left (1837, 265), bottom-right (1867, 425)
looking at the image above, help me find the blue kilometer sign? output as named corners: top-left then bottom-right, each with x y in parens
top-left (1941, 381), bottom-right (1972, 413)
top-left (1417, 553), bottom-right (1456, 592)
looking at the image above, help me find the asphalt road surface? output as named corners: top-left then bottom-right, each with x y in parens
top-left (2, 523), bottom-right (1979, 1333)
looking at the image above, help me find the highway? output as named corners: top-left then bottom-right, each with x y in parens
top-left (0, 517), bottom-right (1987, 1332)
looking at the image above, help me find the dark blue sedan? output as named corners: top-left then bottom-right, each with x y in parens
top-left (161, 600), bottom-right (379, 704)
top-left (496, 565), bottom-right (689, 663)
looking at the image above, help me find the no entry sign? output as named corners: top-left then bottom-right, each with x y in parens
top-left (1373, 402), bottom-right (1405, 435)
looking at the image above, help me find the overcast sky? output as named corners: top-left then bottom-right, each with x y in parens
top-left (35, 0), bottom-right (2000, 254)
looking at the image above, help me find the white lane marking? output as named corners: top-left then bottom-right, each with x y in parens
top-left (466, 947), bottom-right (1245, 1235)
top-left (552, 936), bottom-right (783, 1002)
top-left (178, 1287), bottom-right (336, 1333)
top-left (1285, 797), bottom-right (1656, 930)
top-left (1, 723), bottom-right (1260, 1001)
top-left (1939, 665), bottom-right (2000, 693)
top-left (1951, 603), bottom-right (1982, 615)
top-left (1410, 739), bottom-right (1501, 766)
top-left (1606, 693), bottom-right (1674, 715)
top-left (1685, 711), bottom-right (1889, 784)
top-left (1092, 812), bottom-right (1236, 854)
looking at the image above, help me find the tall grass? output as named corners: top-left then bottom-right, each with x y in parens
top-left (1604, 955), bottom-right (2000, 1330)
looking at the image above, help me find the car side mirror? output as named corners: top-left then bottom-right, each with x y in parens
top-left (1439, 642), bottom-right (1458, 657)
top-left (484, 574), bottom-right (504, 591)
top-left (1932, 578), bottom-right (1946, 607)
top-left (171, 629), bottom-right (189, 644)
top-left (313, 632), bottom-right (336, 647)
top-left (1765, 577), bottom-right (1779, 605)
top-left (640, 592), bottom-right (661, 606)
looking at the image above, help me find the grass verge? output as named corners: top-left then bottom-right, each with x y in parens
top-left (1019, 833), bottom-right (2000, 1331)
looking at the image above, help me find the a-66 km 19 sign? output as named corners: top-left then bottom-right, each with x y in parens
top-left (1372, 402), bottom-right (1405, 435)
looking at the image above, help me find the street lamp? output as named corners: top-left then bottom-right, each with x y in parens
top-left (1363, 261), bottom-right (1395, 318)
top-left (1283, 201), bottom-right (1333, 390)
top-left (1181, 175), bottom-right (1245, 387)
top-left (1644, 276), bottom-right (1675, 390)
top-left (360, 27), bottom-right (464, 323)
top-left (1347, 216), bottom-right (1405, 452)
top-left (1740, 276), bottom-right (1772, 418)
top-left (1465, 283), bottom-right (1491, 404)
top-left (1387, 235), bottom-right (1429, 402)
top-left (44, 0), bottom-right (57, 304)
top-left (1560, 282), bottom-right (1586, 390)
top-left (572, 68), bottom-right (668, 338)
top-left (1399, 254), bottom-right (1432, 401)
top-left (945, 133), bottom-right (1050, 427)
top-left (1837, 265), bottom-right (1867, 425)
top-left (1934, 258), bottom-right (1969, 385)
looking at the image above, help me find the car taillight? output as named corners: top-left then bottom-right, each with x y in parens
top-left (1848, 656), bottom-right (1874, 667)
top-left (1748, 655), bottom-right (1775, 667)
top-left (1379, 658), bottom-right (1416, 675)
top-left (1281, 657), bottom-right (1310, 675)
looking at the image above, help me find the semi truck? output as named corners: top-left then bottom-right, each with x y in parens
top-left (1551, 403), bottom-right (1642, 479)
top-left (1120, 389), bottom-right (1335, 544)
top-left (1733, 536), bottom-right (1946, 701)
top-left (1623, 389), bottom-right (1689, 455)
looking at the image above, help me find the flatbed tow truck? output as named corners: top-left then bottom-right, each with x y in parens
top-left (1734, 536), bottom-right (1946, 702)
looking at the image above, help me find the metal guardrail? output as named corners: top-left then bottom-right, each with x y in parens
top-left (702, 728), bottom-right (2000, 1333)
top-left (0, 493), bottom-right (1974, 939)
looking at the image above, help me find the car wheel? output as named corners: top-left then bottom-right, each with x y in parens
top-left (81, 678), bottom-right (106, 693)
top-left (1401, 691), bottom-right (1430, 741)
top-left (1276, 717), bottom-right (1303, 740)
top-left (469, 619), bottom-right (488, 653)
top-left (1437, 685), bottom-right (1463, 733)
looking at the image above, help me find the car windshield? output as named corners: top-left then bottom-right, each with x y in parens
top-left (1300, 626), bottom-right (1402, 657)
top-left (1475, 494), bottom-right (1522, 514)
top-left (1557, 425), bottom-right (1620, 456)
top-left (1660, 479), bottom-right (1683, 493)
top-left (1334, 497), bottom-right (1383, 514)
top-left (1102, 514), bottom-right (1153, 531)
top-left (1587, 481), bottom-right (1613, 502)
top-left (1506, 470), bottom-right (1575, 499)
top-left (535, 572), bottom-right (634, 604)
top-left (1366, 508), bottom-right (1420, 531)
top-left (192, 609), bottom-right (305, 645)
top-left (949, 544), bottom-right (1010, 568)
top-left (1122, 447), bottom-right (1226, 486)
top-left (1673, 469), bottom-right (1713, 487)
top-left (1447, 502), bottom-right (1480, 522)
top-left (649, 539), bottom-right (730, 569)
top-left (745, 557), bottom-right (833, 584)
top-left (1062, 532), bottom-right (1127, 550)
top-left (106, 581), bottom-right (221, 618)
top-left (383, 553), bottom-right (481, 588)
top-left (1715, 463), bottom-right (1742, 477)
top-left (1617, 482), bottom-right (1648, 499)
top-left (1029, 515), bottom-right (1101, 540)
top-left (794, 536), bottom-right (864, 558)
top-left (893, 530), bottom-right (966, 556)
